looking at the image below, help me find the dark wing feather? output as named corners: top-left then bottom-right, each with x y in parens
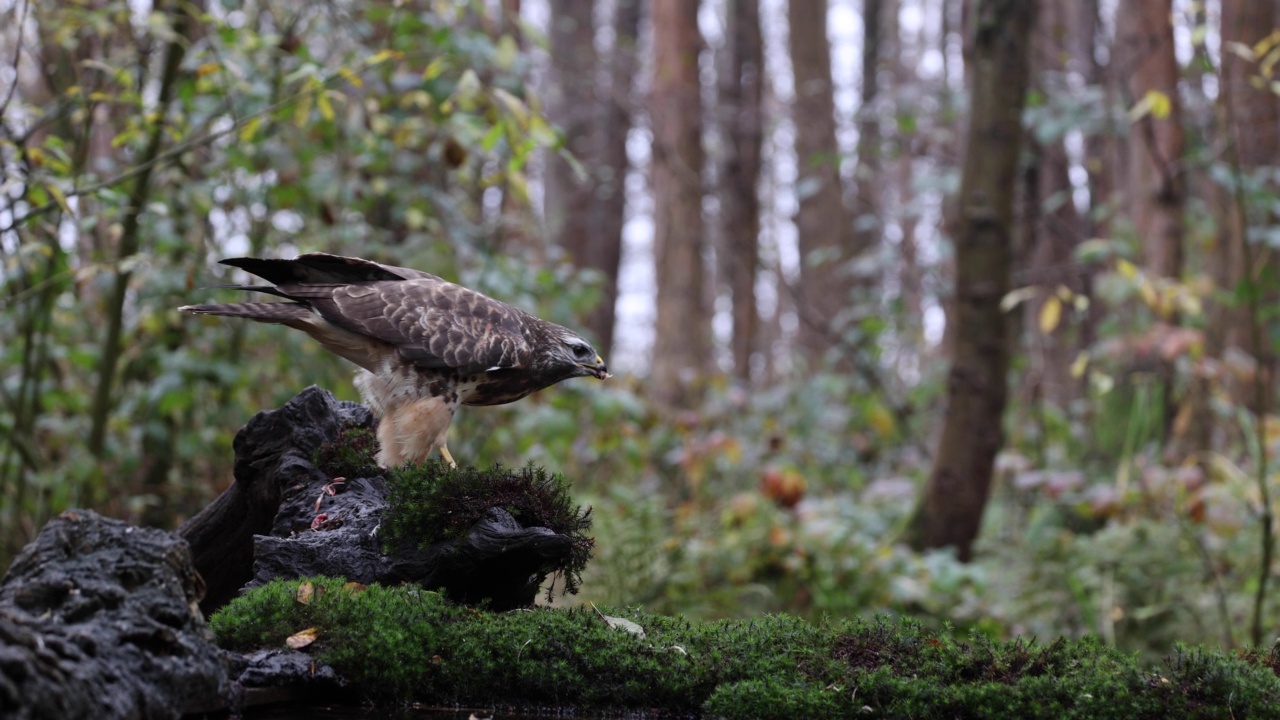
top-left (222, 252), bottom-right (442, 285)
top-left (277, 277), bottom-right (536, 375)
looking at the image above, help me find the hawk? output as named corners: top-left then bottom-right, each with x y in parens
top-left (180, 253), bottom-right (609, 468)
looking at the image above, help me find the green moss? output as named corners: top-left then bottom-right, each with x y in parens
top-left (211, 578), bottom-right (1280, 717)
top-left (382, 461), bottom-right (594, 596)
top-left (314, 424), bottom-right (379, 479)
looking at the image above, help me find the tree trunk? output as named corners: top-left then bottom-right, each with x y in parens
top-left (545, 0), bottom-right (601, 291)
top-left (719, 0), bottom-right (764, 382)
top-left (904, 0), bottom-right (1037, 561)
top-left (1019, 0), bottom-right (1090, 413)
top-left (788, 0), bottom-right (850, 364)
top-left (1116, 0), bottom-right (1184, 281)
top-left (853, 0), bottom-right (884, 263)
top-left (650, 0), bottom-right (709, 408)
top-left (1213, 0), bottom-right (1280, 384)
top-left (589, 0), bottom-right (642, 359)
top-left (1115, 0), bottom-right (1186, 446)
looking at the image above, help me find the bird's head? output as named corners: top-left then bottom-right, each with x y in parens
top-left (554, 330), bottom-right (610, 381)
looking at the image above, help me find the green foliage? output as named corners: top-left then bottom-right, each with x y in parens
top-left (0, 0), bottom-right (565, 560)
top-left (211, 578), bottom-right (1280, 717)
top-left (382, 460), bottom-right (594, 595)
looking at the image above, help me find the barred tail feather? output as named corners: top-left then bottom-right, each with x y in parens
top-left (178, 302), bottom-right (312, 324)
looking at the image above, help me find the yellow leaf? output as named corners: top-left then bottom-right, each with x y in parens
top-left (317, 89), bottom-right (334, 121)
top-left (367, 49), bottom-right (402, 66)
top-left (45, 184), bottom-right (72, 215)
top-left (1128, 90), bottom-right (1171, 122)
top-left (422, 57), bottom-right (447, 81)
top-left (492, 87), bottom-right (529, 127)
top-left (239, 116), bottom-right (262, 143)
top-left (196, 62), bottom-right (220, 77)
top-left (506, 170), bottom-right (529, 205)
top-left (1139, 280), bottom-right (1158, 309)
top-left (286, 627), bottom-right (319, 649)
top-left (293, 90), bottom-right (312, 127)
top-left (337, 66), bottom-right (363, 88)
top-left (1253, 30), bottom-right (1280, 59)
top-left (1116, 258), bottom-right (1139, 279)
top-left (867, 402), bottom-right (895, 438)
top-left (296, 581), bottom-right (314, 605)
top-left (1070, 351), bottom-right (1090, 378)
top-left (342, 581), bottom-right (366, 594)
top-left (1038, 296), bottom-right (1063, 334)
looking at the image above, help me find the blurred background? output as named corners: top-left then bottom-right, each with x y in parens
top-left (3, 0), bottom-right (1280, 661)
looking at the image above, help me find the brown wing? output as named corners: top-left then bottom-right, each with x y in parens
top-left (276, 277), bottom-right (537, 376)
top-left (221, 252), bottom-right (442, 284)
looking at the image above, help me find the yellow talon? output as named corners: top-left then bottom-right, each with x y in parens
top-left (439, 445), bottom-right (457, 468)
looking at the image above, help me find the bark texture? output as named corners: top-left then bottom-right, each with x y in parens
top-left (719, 0), bottom-right (764, 381)
top-left (905, 0), bottom-right (1037, 560)
top-left (789, 0), bottom-right (851, 363)
top-left (1214, 0), bottom-right (1280, 378)
top-left (1116, 0), bottom-right (1184, 281)
top-left (1020, 0), bottom-right (1091, 411)
top-left (0, 511), bottom-right (228, 719)
top-left (650, 0), bottom-right (710, 407)
top-left (545, 0), bottom-right (602, 283)
top-left (590, 0), bottom-right (642, 358)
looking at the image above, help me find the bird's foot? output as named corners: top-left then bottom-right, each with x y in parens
top-left (439, 445), bottom-right (457, 469)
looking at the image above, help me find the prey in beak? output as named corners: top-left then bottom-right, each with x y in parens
top-left (583, 355), bottom-right (611, 380)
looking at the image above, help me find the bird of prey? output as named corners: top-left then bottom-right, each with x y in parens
top-left (180, 253), bottom-right (609, 468)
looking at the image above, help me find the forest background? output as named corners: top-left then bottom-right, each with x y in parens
top-left (3, 0), bottom-right (1280, 662)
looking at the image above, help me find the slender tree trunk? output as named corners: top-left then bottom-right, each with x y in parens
top-left (904, 0), bottom-right (1037, 561)
top-left (853, 0), bottom-right (884, 258)
top-left (545, 0), bottom-right (601, 273)
top-left (588, 0), bottom-right (642, 359)
top-left (719, 0), bottom-right (764, 382)
top-left (650, 0), bottom-right (709, 408)
top-left (1116, 0), bottom-right (1186, 445)
top-left (1117, 0), bottom-right (1184, 281)
top-left (1020, 0), bottom-right (1089, 412)
top-left (1214, 0), bottom-right (1280, 382)
top-left (886, 0), bottom-right (923, 344)
top-left (788, 0), bottom-right (850, 364)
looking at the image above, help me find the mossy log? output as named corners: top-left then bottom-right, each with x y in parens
top-left (178, 386), bottom-right (590, 615)
top-left (212, 577), bottom-right (1280, 718)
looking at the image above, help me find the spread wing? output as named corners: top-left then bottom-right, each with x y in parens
top-left (274, 277), bottom-right (537, 376)
top-left (220, 252), bottom-right (442, 284)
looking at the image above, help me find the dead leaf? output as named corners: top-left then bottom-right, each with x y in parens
top-left (296, 582), bottom-right (314, 605)
top-left (286, 627), bottom-right (319, 649)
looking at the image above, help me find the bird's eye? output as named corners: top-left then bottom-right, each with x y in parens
top-left (571, 343), bottom-right (592, 359)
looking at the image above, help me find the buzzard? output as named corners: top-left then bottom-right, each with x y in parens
top-left (180, 253), bottom-right (609, 468)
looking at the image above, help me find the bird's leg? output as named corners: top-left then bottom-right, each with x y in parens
top-left (438, 444), bottom-right (457, 468)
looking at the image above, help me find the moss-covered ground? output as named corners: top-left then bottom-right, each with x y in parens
top-left (211, 577), bottom-right (1280, 718)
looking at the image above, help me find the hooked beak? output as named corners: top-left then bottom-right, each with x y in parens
top-left (582, 354), bottom-right (611, 380)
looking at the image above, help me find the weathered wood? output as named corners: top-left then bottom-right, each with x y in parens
top-left (0, 510), bottom-right (227, 719)
top-left (181, 385), bottom-right (579, 613)
top-left (178, 386), bottom-right (370, 615)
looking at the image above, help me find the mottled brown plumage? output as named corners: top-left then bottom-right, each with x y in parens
top-left (180, 253), bottom-right (609, 467)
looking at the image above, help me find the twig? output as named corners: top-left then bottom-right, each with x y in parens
top-left (0, 0), bottom-right (31, 122)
